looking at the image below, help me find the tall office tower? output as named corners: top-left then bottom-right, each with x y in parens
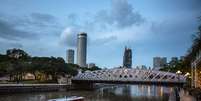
top-left (171, 57), bottom-right (178, 62)
top-left (67, 49), bottom-right (74, 64)
top-left (123, 46), bottom-right (132, 68)
top-left (169, 57), bottom-right (179, 67)
top-left (153, 57), bottom-right (167, 70)
top-left (77, 32), bottom-right (87, 67)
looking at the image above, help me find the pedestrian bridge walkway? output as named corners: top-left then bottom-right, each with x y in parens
top-left (72, 68), bottom-right (186, 85)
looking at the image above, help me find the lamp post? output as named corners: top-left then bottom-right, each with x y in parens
top-left (184, 72), bottom-right (190, 77)
top-left (184, 72), bottom-right (191, 87)
top-left (176, 70), bottom-right (182, 83)
top-left (176, 70), bottom-right (182, 96)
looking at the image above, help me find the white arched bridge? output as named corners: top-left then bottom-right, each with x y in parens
top-left (72, 68), bottom-right (186, 85)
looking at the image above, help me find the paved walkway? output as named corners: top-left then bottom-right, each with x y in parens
top-left (179, 89), bottom-right (196, 101)
top-left (0, 84), bottom-right (68, 86)
top-left (168, 89), bottom-right (196, 101)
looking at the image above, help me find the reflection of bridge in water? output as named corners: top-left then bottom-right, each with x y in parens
top-left (72, 68), bottom-right (186, 85)
top-left (97, 85), bottom-right (174, 101)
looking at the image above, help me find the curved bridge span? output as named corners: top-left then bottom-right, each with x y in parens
top-left (72, 68), bottom-right (186, 85)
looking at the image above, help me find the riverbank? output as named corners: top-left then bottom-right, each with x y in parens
top-left (184, 88), bottom-right (201, 101)
top-left (0, 84), bottom-right (73, 94)
top-left (179, 89), bottom-right (197, 101)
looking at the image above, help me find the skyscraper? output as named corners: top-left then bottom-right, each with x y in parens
top-left (67, 49), bottom-right (74, 64)
top-left (77, 32), bottom-right (87, 67)
top-left (171, 57), bottom-right (178, 62)
top-left (153, 57), bottom-right (167, 70)
top-left (123, 46), bottom-right (132, 68)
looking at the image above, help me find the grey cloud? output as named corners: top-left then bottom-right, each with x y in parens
top-left (29, 13), bottom-right (58, 27)
top-left (59, 27), bottom-right (79, 47)
top-left (61, 0), bottom-right (144, 47)
top-left (59, 27), bottom-right (117, 47)
top-left (14, 13), bottom-right (59, 28)
top-left (95, 0), bottom-right (144, 28)
top-left (151, 17), bottom-right (198, 37)
top-left (148, 16), bottom-right (199, 49)
top-left (91, 36), bottom-right (117, 45)
top-left (157, 0), bottom-right (201, 12)
top-left (0, 39), bottom-right (23, 52)
top-left (0, 12), bottom-right (61, 41)
top-left (6, 42), bottom-right (23, 48)
top-left (0, 18), bottom-right (35, 40)
top-left (67, 13), bottom-right (80, 27)
top-left (31, 13), bottom-right (56, 22)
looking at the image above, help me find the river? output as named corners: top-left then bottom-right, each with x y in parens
top-left (0, 84), bottom-right (175, 101)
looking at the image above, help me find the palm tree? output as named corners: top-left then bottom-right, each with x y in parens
top-left (185, 17), bottom-right (201, 63)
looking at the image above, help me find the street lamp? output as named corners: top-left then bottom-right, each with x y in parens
top-left (184, 72), bottom-right (190, 77)
top-left (184, 72), bottom-right (191, 87)
top-left (176, 70), bottom-right (182, 82)
top-left (176, 70), bottom-right (182, 74)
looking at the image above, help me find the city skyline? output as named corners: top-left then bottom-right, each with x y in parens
top-left (0, 0), bottom-right (200, 68)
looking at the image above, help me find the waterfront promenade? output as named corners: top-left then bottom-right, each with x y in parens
top-left (0, 83), bottom-right (68, 86)
top-left (168, 89), bottom-right (196, 101)
top-left (0, 84), bottom-right (70, 94)
top-left (179, 89), bottom-right (196, 101)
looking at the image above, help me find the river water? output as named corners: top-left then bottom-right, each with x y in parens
top-left (0, 84), bottom-right (175, 101)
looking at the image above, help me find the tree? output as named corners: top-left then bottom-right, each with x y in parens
top-left (186, 17), bottom-right (201, 63)
top-left (80, 66), bottom-right (102, 72)
top-left (160, 59), bottom-right (190, 74)
top-left (0, 49), bottom-right (80, 82)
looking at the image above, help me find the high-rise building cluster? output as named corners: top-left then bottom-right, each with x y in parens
top-left (123, 46), bottom-right (132, 68)
top-left (153, 57), bottom-right (167, 70)
top-left (153, 56), bottom-right (185, 70)
top-left (66, 32), bottom-right (89, 68)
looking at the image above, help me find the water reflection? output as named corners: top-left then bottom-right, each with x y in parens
top-left (0, 84), bottom-right (174, 101)
top-left (97, 85), bottom-right (172, 101)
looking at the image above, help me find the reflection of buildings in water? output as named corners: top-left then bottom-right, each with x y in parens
top-left (157, 86), bottom-right (160, 96)
top-left (136, 85), bottom-right (173, 98)
top-left (160, 87), bottom-right (163, 97)
top-left (170, 87), bottom-right (173, 92)
top-left (113, 85), bottom-right (131, 96)
top-left (100, 85), bottom-right (133, 101)
top-left (123, 85), bottom-right (131, 96)
top-left (137, 85), bottom-right (152, 96)
top-left (97, 85), bottom-right (173, 101)
top-left (138, 85), bottom-right (145, 96)
top-left (148, 86), bottom-right (151, 96)
top-left (130, 84), bottom-right (140, 96)
top-left (115, 86), bottom-right (123, 95)
top-left (151, 85), bottom-right (156, 96)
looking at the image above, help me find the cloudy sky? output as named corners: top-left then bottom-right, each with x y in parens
top-left (0, 0), bottom-right (200, 68)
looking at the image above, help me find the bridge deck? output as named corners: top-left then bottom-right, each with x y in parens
top-left (72, 79), bottom-right (185, 86)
